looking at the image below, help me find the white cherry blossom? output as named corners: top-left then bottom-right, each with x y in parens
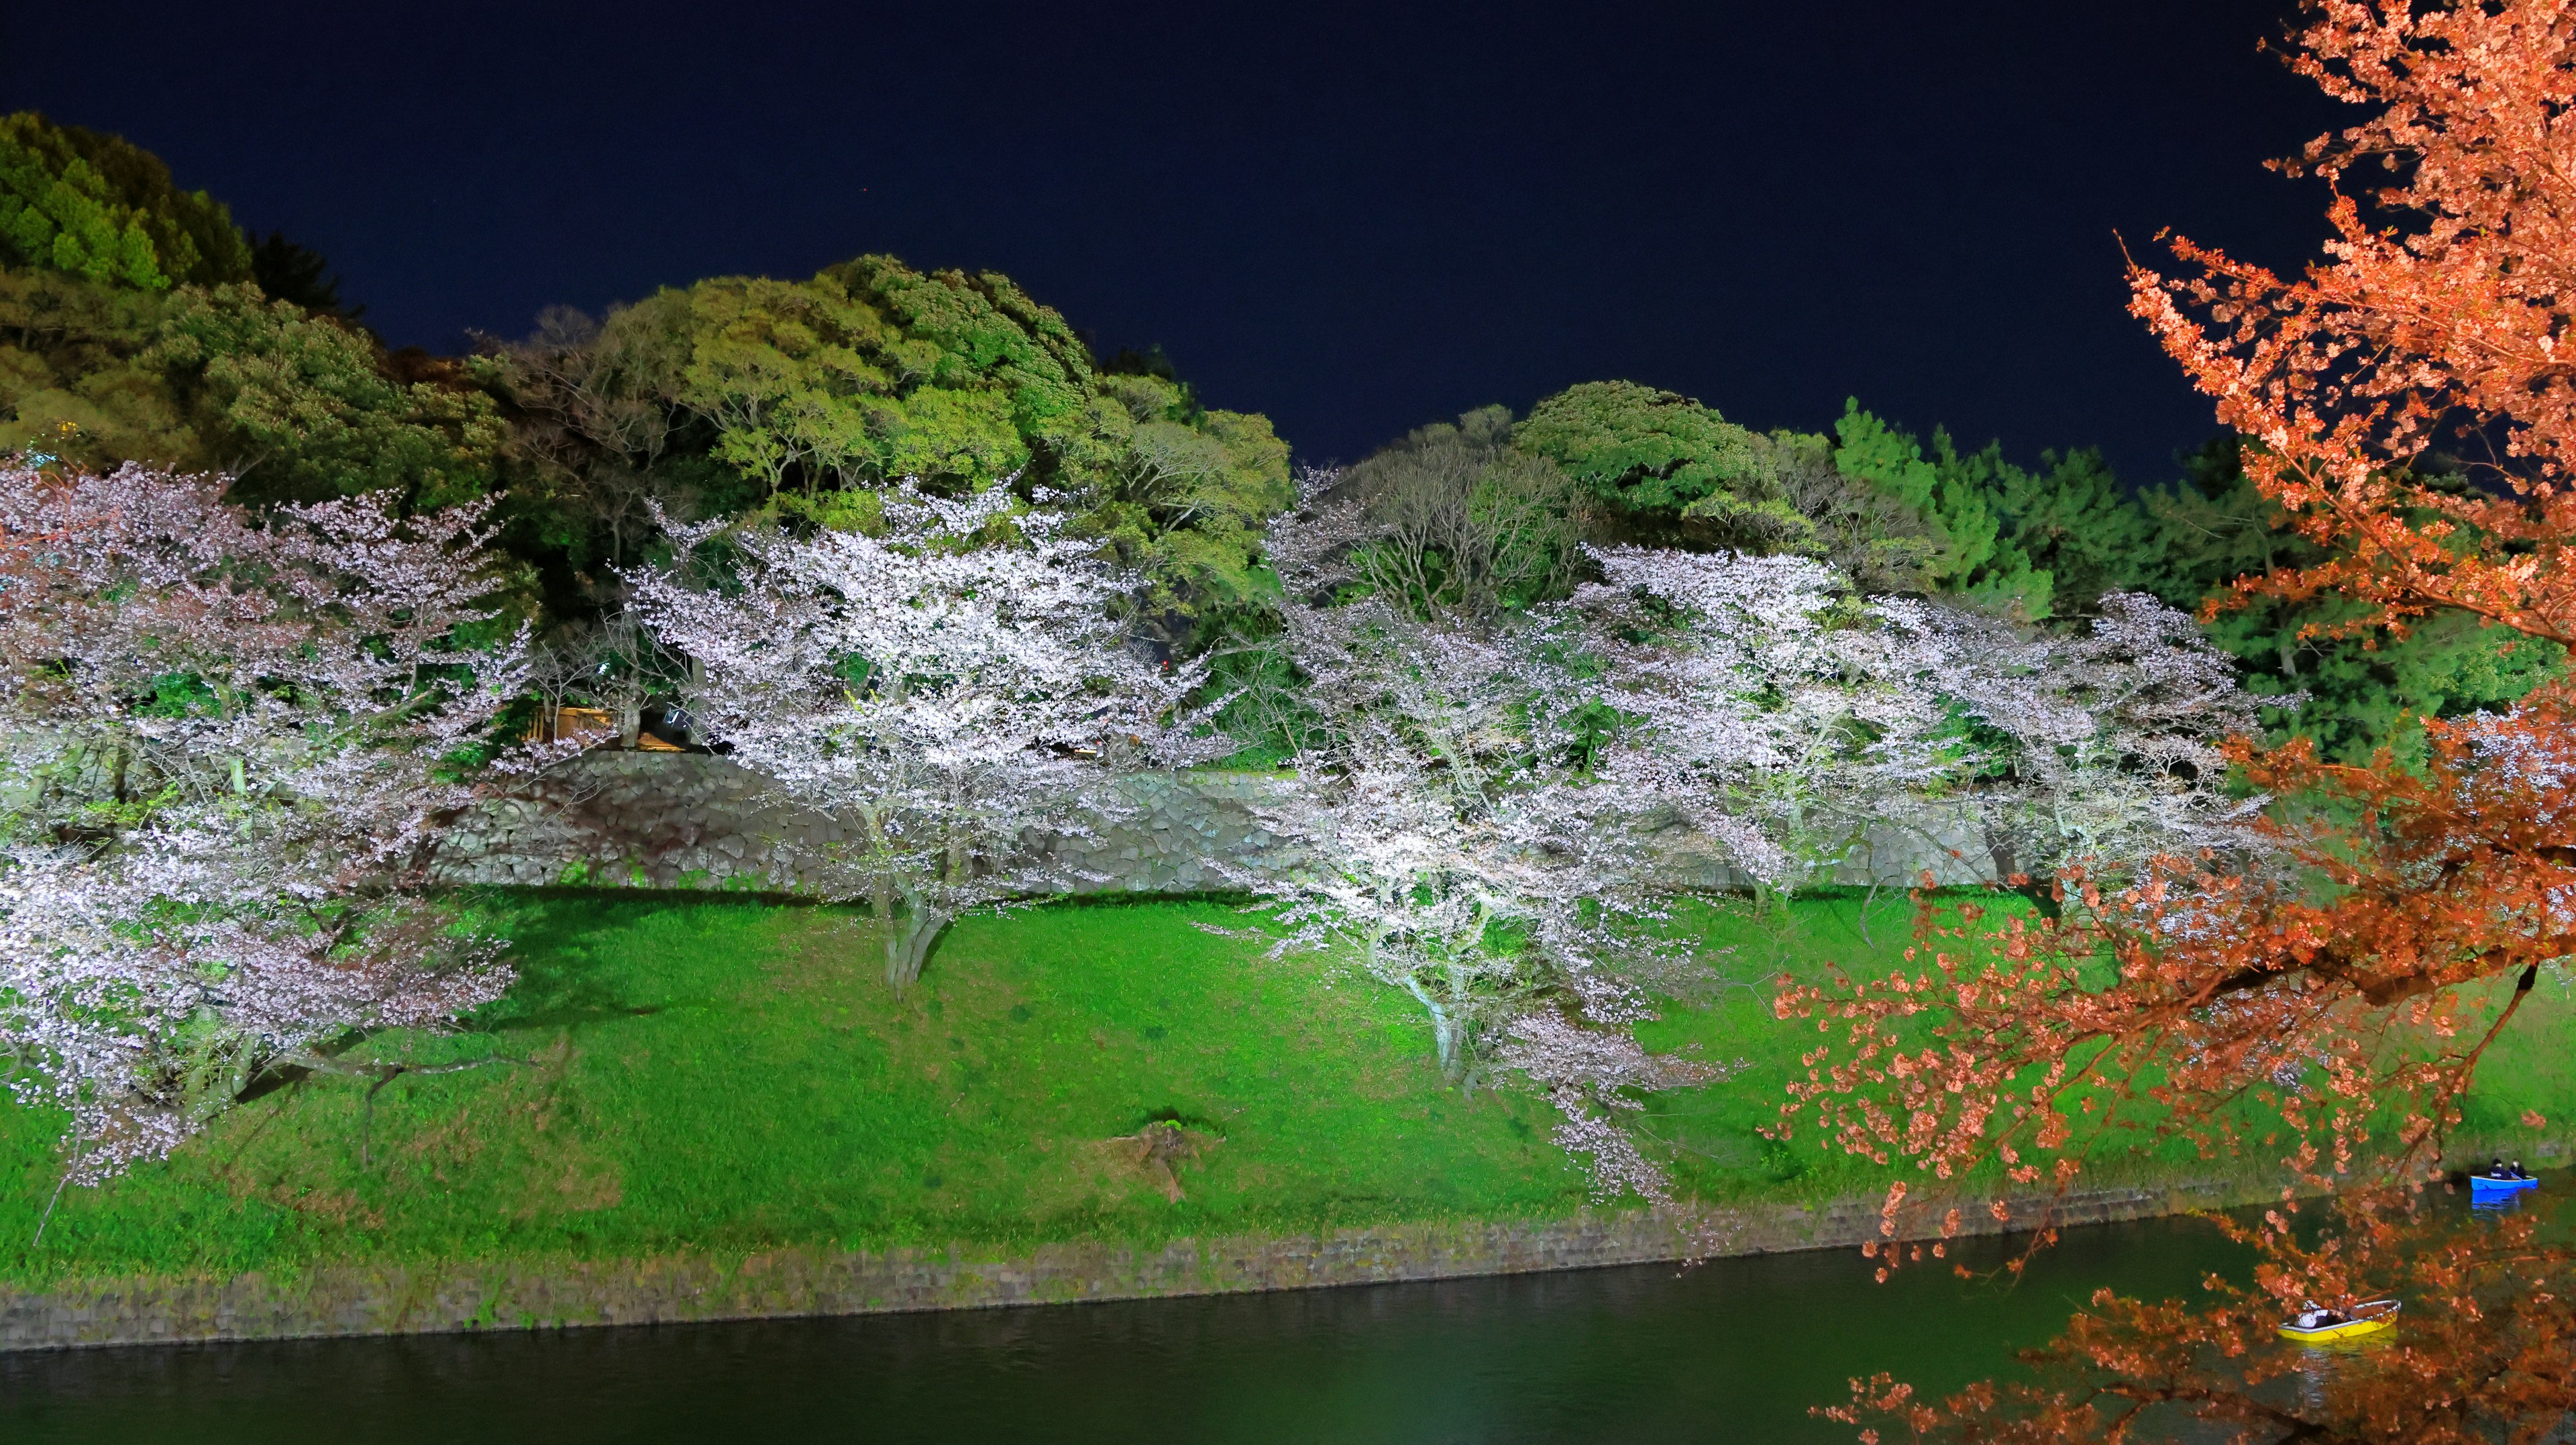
top-left (628, 482), bottom-right (1229, 987)
top-left (0, 464), bottom-right (541, 1179)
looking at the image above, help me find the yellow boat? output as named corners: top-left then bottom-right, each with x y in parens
top-left (2277, 1300), bottom-right (2400, 1342)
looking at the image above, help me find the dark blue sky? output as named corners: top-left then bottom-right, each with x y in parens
top-left (5, 1), bottom-right (2337, 483)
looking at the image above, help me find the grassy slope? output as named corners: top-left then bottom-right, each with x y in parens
top-left (1635, 894), bottom-right (2576, 1201)
top-left (0, 896), bottom-right (1587, 1287)
top-left (1, 891), bottom-right (2567, 1287)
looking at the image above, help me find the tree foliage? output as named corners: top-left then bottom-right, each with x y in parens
top-left (0, 121), bottom-right (1300, 643)
top-left (629, 484), bottom-right (1230, 988)
top-left (0, 267), bottom-right (195, 469)
top-left (1331, 405), bottom-right (1580, 618)
top-left (1512, 380), bottom-right (2564, 757)
top-left (1, 269), bottom-right (502, 523)
top-left (1507, 380), bottom-right (2203, 626)
top-left (1516, 380), bottom-right (1800, 529)
top-left (158, 285), bottom-right (507, 510)
top-left (486, 258), bottom-right (1291, 639)
top-left (2145, 436), bottom-right (2563, 762)
top-left (1252, 468), bottom-right (2268, 1198)
top-left (1809, 4), bottom-right (2576, 1436)
top-left (0, 113), bottom-right (254, 292)
top-left (1827, 402), bottom-right (2016, 600)
top-left (0, 464), bottom-right (542, 1180)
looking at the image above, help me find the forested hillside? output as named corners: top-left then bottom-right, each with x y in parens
top-left (9, 109), bottom-right (2548, 766)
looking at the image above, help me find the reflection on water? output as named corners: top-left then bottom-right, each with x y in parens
top-left (2285, 1329), bottom-right (2403, 1420)
top-left (0, 1181), bottom-right (2557, 1445)
top-left (0, 1216), bottom-right (2239, 1445)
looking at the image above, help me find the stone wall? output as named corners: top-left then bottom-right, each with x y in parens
top-left (431, 753), bottom-right (1313, 896)
top-left (431, 751), bottom-right (1998, 898)
top-left (1028, 769), bottom-right (1312, 894)
top-left (433, 753), bottom-right (869, 894)
top-left (0, 1179), bottom-right (2255, 1352)
top-left (1639, 804), bottom-right (1998, 892)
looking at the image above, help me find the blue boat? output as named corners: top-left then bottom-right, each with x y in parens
top-left (2469, 1172), bottom-right (2540, 1195)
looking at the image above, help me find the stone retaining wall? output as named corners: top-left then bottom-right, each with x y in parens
top-left (0, 1179), bottom-right (2254, 1352)
top-left (430, 753), bottom-right (1315, 896)
top-left (434, 753), bottom-right (837, 892)
top-left (431, 752), bottom-right (1999, 899)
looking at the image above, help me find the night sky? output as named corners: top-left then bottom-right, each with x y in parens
top-left (4, 1), bottom-right (2339, 484)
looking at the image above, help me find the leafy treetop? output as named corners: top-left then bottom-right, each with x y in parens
top-left (1515, 380), bottom-right (1815, 548)
top-left (0, 113), bottom-right (254, 292)
top-left (489, 256), bottom-right (1291, 639)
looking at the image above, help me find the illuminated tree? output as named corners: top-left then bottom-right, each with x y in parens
top-left (1250, 479), bottom-right (1585, 1071)
top-left (629, 482), bottom-right (1228, 989)
top-left (0, 111), bottom-right (254, 292)
top-left (1803, 3), bottom-right (2576, 1438)
top-left (1256, 478), bottom-right (2258, 1201)
top-left (0, 464), bottom-right (538, 1180)
top-left (1574, 550), bottom-right (2262, 900)
top-left (1786, 0), bottom-right (2576, 1203)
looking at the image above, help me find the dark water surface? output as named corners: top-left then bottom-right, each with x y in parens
top-left (0, 1212), bottom-right (2267, 1445)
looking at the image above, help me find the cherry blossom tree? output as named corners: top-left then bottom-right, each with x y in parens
top-left (1570, 545), bottom-right (1964, 896)
top-left (0, 463), bottom-right (539, 1181)
top-left (1568, 548), bottom-right (2268, 900)
top-left (1256, 478), bottom-right (2271, 1200)
top-left (629, 482), bottom-right (1227, 989)
top-left (1890, 589), bottom-right (2282, 881)
top-left (1250, 480), bottom-right (1742, 1195)
top-left (1258, 598), bottom-right (1603, 1072)
top-left (1782, 0), bottom-right (2576, 1221)
top-left (1492, 1010), bottom-right (1733, 1204)
top-left (1802, 3), bottom-right (2576, 1436)
top-left (1234, 482), bottom-right (1562, 1071)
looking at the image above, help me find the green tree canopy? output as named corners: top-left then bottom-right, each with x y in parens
top-left (1513, 380), bottom-right (1813, 550)
top-left (2141, 437), bottom-right (2563, 762)
top-left (1829, 400), bottom-right (2020, 604)
top-left (585, 258), bottom-right (1123, 498)
top-left (1829, 401), bottom-right (2170, 621)
top-left (0, 266), bottom-right (195, 467)
top-left (0, 113), bottom-right (254, 291)
top-left (156, 284), bottom-right (506, 511)
top-left (488, 256), bottom-right (1293, 640)
top-left (0, 122), bottom-right (450, 518)
top-left (1816, 415), bottom-right (2564, 755)
top-left (1334, 404), bottom-right (1581, 618)
top-left (1, 267), bottom-right (505, 514)
top-left (1972, 442), bottom-right (2158, 619)
top-left (1509, 382), bottom-right (1948, 591)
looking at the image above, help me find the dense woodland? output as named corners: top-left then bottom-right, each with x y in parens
top-left (0, 105), bottom-right (2316, 1171)
top-left (3, 110), bottom-right (2553, 763)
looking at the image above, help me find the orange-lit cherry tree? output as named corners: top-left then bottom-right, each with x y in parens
top-left (1796, 2), bottom-right (2576, 1438)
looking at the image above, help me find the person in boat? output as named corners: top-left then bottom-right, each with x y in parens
top-left (2511, 1159), bottom-right (2530, 1179)
top-left (2295, 1303), bottom-right (2350, 1329)
top-left (2491, 1157), bottom-right (2508, 1178)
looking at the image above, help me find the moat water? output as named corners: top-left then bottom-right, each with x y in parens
top-left (0, 1185), bottom-right (2556, 1444)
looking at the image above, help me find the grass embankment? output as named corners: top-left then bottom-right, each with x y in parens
top-left (1, 892), bottom-right (2567, 1289)
top-left (1637, 898), bottom-right (2576, 1199)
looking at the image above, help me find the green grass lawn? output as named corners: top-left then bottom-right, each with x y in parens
top-left (1631, 892), bottom-right (2576, 1203)
top-left (1, 890), bottom-right (2567, 1289)
top-left (0, 894), bottom-right (1592, 1287)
